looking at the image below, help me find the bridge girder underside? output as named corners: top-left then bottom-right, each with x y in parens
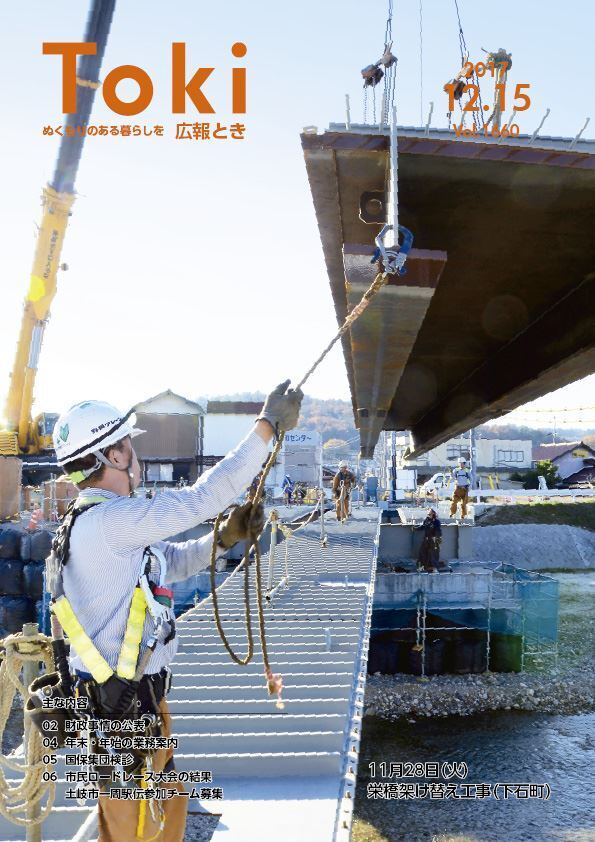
top-left (302, 129), bottom-right (595, 456)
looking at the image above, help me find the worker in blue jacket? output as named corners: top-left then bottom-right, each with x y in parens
top-left (282, 475), bottom-right (294, 505)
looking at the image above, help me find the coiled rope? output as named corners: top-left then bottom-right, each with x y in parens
top-left (209, 270), bottom-right (389, 705)
top-left (0, 631), bottom-right (56, 826)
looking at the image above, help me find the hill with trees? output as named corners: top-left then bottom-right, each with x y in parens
top-left (202, 393), bottom-right (594, 452)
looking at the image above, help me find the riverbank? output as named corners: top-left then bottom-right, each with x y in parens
top-left (472, 523), bottom-right (595, 569)
top-left (471, 502), bottom-right (595, 570)
top-left (364, 662), bottom-right (594, 720)
top-left (475, 501), bottom-right (595, 531)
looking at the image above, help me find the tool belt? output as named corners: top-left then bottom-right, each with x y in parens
top-left (74, 668), bottom-right (171, 791)
top-left (26, 667), bottom-right (171, 790)
top-left (75, 667), bottom-right (171, 714)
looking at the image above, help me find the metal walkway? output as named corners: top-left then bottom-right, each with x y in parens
top-left (0, 508), bottom-right (379, 842)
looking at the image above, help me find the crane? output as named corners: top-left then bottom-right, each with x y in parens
top-left (0, 0), bottom-right (117, 475)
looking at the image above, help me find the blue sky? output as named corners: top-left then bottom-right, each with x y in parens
top-left (0, 0), bottom-right (593, 428)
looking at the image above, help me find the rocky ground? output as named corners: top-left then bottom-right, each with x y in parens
top-left (364, 662), bottom-right (594, 720)
top-left (184, 814), bottom-right (220, 841)
top-left (472, 523), bottom-right (595, 569)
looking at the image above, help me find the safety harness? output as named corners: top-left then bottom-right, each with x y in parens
top-left (49, 497), bottom-right (176, 683)
top-left (28, 497), bottom-right (176, 793)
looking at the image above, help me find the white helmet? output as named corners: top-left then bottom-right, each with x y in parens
top-left (339, 460), bottom-right (348, 468)
top-left (53, 401), bottom-right (145, 465)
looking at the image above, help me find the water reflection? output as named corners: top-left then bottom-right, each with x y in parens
top-left (354, 711), bottom-right (595, 842)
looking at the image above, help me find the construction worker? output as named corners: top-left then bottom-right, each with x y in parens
top-left (49, 381), bottom-right (302, 842)
top-left (450, 457), bottom-right (471, 518)
top-left (282, 474), bottom-right (294, 505)
top-left (333, 460), bottom-right (356, 521)
top-left (415, 507), bottom-right (442, 572)
top-left (364, 473), bottom-right (379, 504)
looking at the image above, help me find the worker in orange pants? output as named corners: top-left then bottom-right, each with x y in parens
top-left (450, 458), bottom-right (471, 518)
top-left (97, 700), bottom-right (187, 842)
top-left (333, 461), bottom-right (356, 521)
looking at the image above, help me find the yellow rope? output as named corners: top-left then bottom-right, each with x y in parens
top-left (210, 271), bottom-right (388, 702)
top-left (338, 481), bottom-right (347, 522)
top-left (76, 76), bottom-right (101, 89)
top-left (136, 767), bottom-right (147, 839)
top-left (0, 632), bottom-right (57, 827)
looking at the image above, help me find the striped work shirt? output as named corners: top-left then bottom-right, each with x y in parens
top-left (63, 428), bottom-right (269, 675)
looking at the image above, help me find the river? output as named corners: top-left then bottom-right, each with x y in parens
top-left (354, 710), bottom-right (595, 842)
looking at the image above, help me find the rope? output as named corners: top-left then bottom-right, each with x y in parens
top-left (453, 0), bottom-right (467, 64)
top-left (337, 482), bottom-right (347, 523)
top-left (452, 0), bottom-right (485, 129)
top-left (209, 270), bottom-right (389, 705)
top-left (76, 77), bottom-right (101, 90)
top-left (277, 490), bottom-right (325, 542)
top-left (0, 632), bottom-right (57, 827)
top-left (295, 271), bottom-right (388, 391)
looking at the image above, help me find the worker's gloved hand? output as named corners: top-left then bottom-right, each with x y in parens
top-left (217, 501), bottom-right (266, 549)
top-left (258, 380), bottom-right (303, 435)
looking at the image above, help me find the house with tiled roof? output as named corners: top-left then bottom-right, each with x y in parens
top-left (532, 441), bottom-right (595, 485)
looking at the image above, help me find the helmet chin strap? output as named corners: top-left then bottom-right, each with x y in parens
top-left (94, 449), bottom-right (136, 497)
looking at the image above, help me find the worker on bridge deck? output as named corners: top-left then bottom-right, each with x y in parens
top-left (48, 381), bottom-right (302, 842)
top-left (333, 460), bottom-right (356, 522)
top-left (415, 507), bottom-right (442, 572)
top-left (282, 474), bottom-right (294, 505)
top-left (450, 457), bottom-right (471, 519)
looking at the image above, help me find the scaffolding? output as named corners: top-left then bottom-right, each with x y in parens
top-left (371, 562), bottom-right (559, 677)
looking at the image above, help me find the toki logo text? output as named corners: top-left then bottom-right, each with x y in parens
top-left (43, 42), bottom-right (247, 115)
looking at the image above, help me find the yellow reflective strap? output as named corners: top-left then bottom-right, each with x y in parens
top-left (136, 765), bottom-right (147, 839)
top-left (116, 587), bottom-right (147, 680)
top-left (51, 596), bottom-right (113, 684)
top-left (75, 496), bottom-right (112, 507)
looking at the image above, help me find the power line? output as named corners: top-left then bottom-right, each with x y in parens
top-left (504, 406), bottom-right (595, 414)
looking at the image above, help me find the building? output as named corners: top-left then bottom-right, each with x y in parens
top-left (203, 404), bottom-right (323, 495)
top-left (203, 401), bottom-right (263, 469)
top-left (404, 436), bottom-right (533, 480)
top-left (270, 430), bottom-right (323, 490)
top-left (532, 441), bottom-right (595, 485)
top-left (134, 390), bottom-right (205, 484)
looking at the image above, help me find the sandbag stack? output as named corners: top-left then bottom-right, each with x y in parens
top-left (0, 524), bottom-right (52, 636)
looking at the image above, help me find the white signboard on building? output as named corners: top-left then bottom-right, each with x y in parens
top-left (284, 430), bottom-right (322, 486)
top-left (267, 429), bottom-right (323, 491)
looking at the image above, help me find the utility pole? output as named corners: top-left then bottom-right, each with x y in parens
top-left (469, 427), bottom-right (477, 489)
top-left (390, 430), bottom-right (397, 505)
